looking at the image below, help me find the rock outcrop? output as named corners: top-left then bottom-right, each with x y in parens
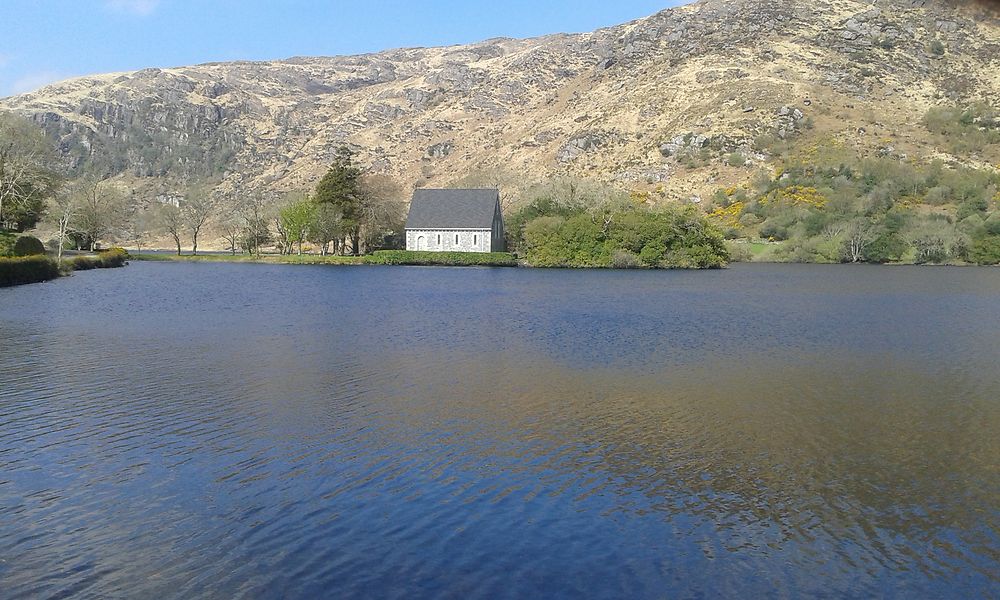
top-left (0, 0), bottom-right (997, 203)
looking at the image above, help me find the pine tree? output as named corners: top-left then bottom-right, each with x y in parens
top-left (314, 147), bottom-right (362, 254)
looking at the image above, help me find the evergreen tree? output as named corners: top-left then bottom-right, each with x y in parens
top-left (314, 147), bottom-right (362, 254)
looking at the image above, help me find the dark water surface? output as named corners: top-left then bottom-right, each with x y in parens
top-left (1, 262), bottom-right (998, 599)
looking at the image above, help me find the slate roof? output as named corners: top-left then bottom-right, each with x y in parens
top-left (405, 188), bottom-right (499, 230)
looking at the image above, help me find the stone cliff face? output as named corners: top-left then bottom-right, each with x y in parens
top-left (1, 0), bottom-right (997, 202)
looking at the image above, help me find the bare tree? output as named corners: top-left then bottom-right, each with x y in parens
top-left (116, 190), bottom-right (157, 254)
top-left (159, 204), bottom-right (185, 255)
top-left (0, 113), bottom-right (54, 230)
top-left (359, 174), bottom-right (404, 252)
top-left (183, 190), bottom-right (215, 255)
top-left (75, 180), bottom-right (125, 251)
top-left (48, 188), bottom-right (79, 267)
top-left (219, 212), bottom-right (242, 255)
top-left (844, 219), bottom-right (876, 263)
top-left (239, 193), bottom-right (271, 258)
top-left (213, 189), bottom-right (244, 255)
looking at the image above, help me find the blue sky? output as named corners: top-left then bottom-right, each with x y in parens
top-left (0, 1), bottom-right (685, 98)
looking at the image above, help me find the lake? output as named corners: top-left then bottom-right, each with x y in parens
top-left (1, 262), bottom-right (998, 598)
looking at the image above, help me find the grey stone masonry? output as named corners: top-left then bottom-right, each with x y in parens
top-left (406, 229), bottom-right (492, 252)
top-left (404, 188), bottom-right (506, 253)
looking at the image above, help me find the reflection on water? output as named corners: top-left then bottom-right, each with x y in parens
top-left (1, 263), bottom-right (998, 598)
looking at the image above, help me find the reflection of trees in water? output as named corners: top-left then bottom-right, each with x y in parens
top-left (384, 350), bottom-right (1000, 580)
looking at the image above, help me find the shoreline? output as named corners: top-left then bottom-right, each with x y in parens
top-left (130, 252), bottom-right (992, 269)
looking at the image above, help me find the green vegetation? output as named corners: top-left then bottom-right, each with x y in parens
top-left (0, 231), bottom-right (16, 256)
top-left (0, 247), bottom-right (129, 287)
top-left (0, 255), bottom-right (60, 287)
top-left (133, 252), bottom-right (365, 265)
top-left (133, 251), bottom-right (515, 267)
top-left (509, 194), bottom-right (727, 269)
top-left (12, 235), bottom-right (45, 257)
top-left (707, 127), bottom-right (1000, 265)
top-left (924, 102), bottom-right (1000, 155)
top-left (366, 250), bottom-right (516, 266)
top-left (69, 248), bottom-right (130, 271)
top-left (969, 236), bottom-right (1000, 265)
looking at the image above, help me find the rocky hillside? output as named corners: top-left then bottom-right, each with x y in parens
top-left (1, 0), bottom-right (998, 203)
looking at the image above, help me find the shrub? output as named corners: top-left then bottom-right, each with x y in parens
top-left (760, 221), bottom-right (789, 241)
top-left (929, 40), bottom-right (946, 56)
top-left (0, 232), bottom-right (15, 257)
top-left (911, 234), bottom-right (950, 264)
top-left (724, 241), bottom-right (754, 263)
top-left (863, 231), bottom-right (908, 263)
top-left (521, 205), bottom-right (727, 269)
top-left (983, 213), bottom-right (1000, 236)
top-left (0, 255), bottom-right (60, 287)
top-left (969, 236), bottom-right (1000, 265)
top-left (638, 241), bottom-right (667, 266)
top-left (957, 197), bottom-right (989, 221)
top-left (69, 248), bottom-right (130, 271)
top-left (611, 250), bottom-right (642, 269)
top-left (13, 235), bottom-right (45, 257)
top-left (96, 248), bottom-right (130, 268)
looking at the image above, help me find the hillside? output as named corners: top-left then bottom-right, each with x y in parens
top-left (1, 0), bottom-right (997, 201)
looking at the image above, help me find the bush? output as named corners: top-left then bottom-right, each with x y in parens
top-left (71, 256), bottom-right (98, 270)
top-left (611, 250), bottom-right (643, 269)
top-left (522, 205), bottom-right (728, 269)
top-left (364, 251), bottom-right (516, 267)
top-left (760, 221), bottom-right (789, 241)
top-left (0, 255), bottom-right (60, 287)
top-left (969, 236), bottom-right (1000, 265)
top-left (69, 248), bottom-right (130, 271)
top-left (0, 232), bottom-right (15, 257)
top-left (983, 213), bottom-right (1000, 236)
top-left (13, 235), bottom-right (45, 257)
top-left (96, 248), bottom-right (129, 268)
top-left (724, 241), bottom-right (754, 263)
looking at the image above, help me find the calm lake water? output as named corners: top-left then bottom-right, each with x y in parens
top-left (1, 262), bottom-right (998, 599)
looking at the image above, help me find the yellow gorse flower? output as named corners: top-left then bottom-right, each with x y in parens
top-left (708, 201), bottom-right (745, 228)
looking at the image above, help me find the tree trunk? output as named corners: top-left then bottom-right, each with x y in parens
top-left (192, 233), bottom-right (198, 256)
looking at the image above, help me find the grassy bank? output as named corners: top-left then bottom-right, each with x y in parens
top-left (1, 248), bottom-right (131, 288)
top-left (133, 253), bottom-right (366, 265)
top-left (0, 255), bottom-right (61, 287)
top-left (365, 251), bottom-right (517, 266)
top-left (133, 251), bottom-right (517, 267)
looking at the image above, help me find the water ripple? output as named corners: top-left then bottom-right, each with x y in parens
top-left (1, 263), bottom-right (999, 598)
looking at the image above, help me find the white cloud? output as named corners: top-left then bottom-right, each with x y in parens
top-left (105, 0), bottom-right (161, 16)
top-left (9, 71), bottom-right (72, 95)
